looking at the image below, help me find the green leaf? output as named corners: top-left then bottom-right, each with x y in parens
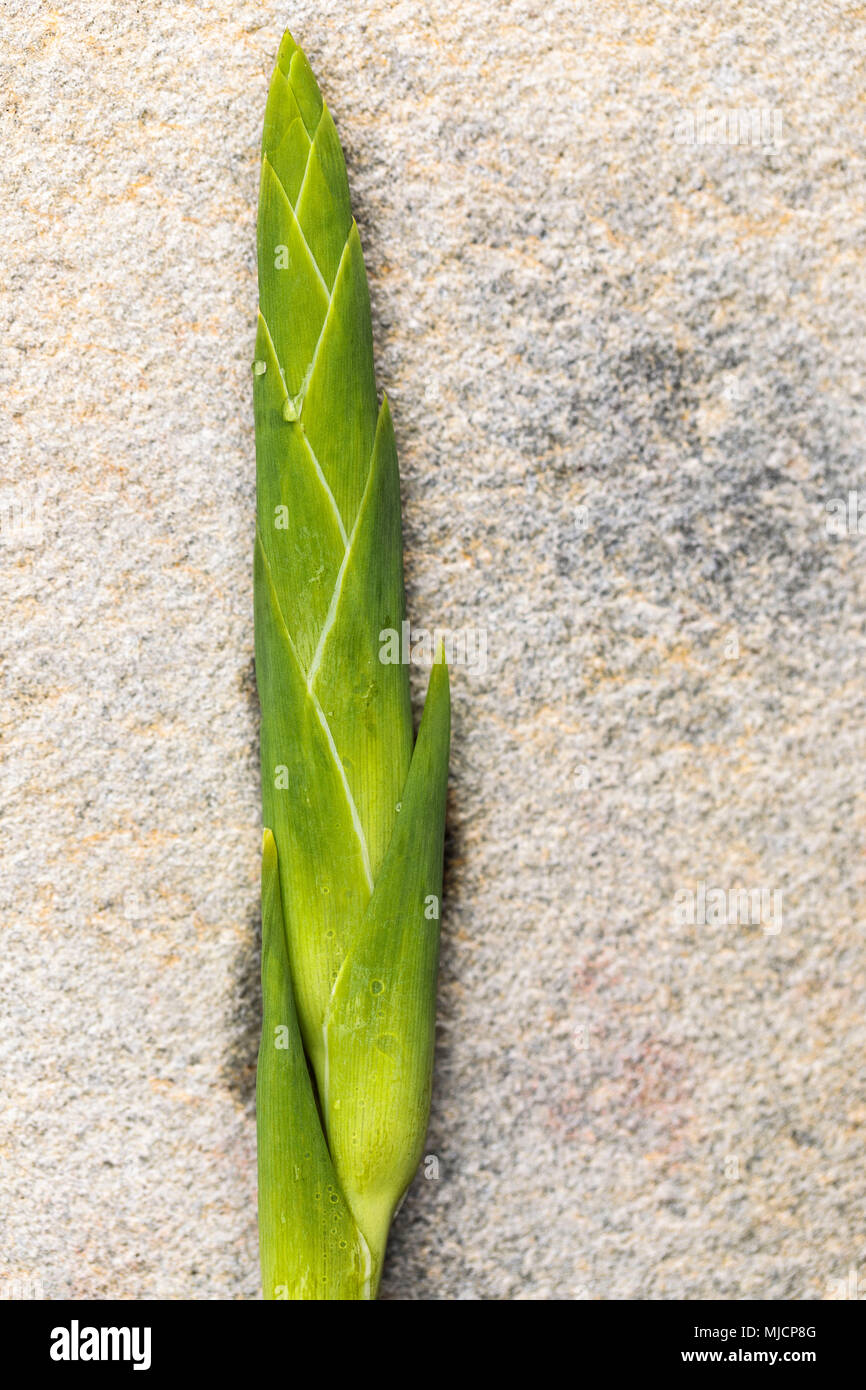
top-left (274, 30), bottom-right (299, 81)
top-left (268, 115), bottom-right (311, 207)
top-left (262, 65), bottom-right (303, 159)
top-left (310, 395), bottom-right (413, 878)
top-left (254, 534), bottom-right (372, 1079)
top-left (323, 657), bottom-right (450, 1274)
top-left (253, 311), bottom-right (346, 670)
top-left (299, 222), bottom-right (379, 528)
top-left (257, 830), bottom-right (370, 1300)
top-left (257, 157), bottom-right (330, 399)
top-left (295, 107), bottom-right (354, 289)
top-left (287, 47), bottom-right (324, 137)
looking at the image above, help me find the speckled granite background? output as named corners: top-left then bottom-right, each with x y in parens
top-left (1, 0), bottom-right (865, 1301)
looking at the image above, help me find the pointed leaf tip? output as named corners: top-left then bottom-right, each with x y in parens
top-left (276, 31), bottom-right (299, 76)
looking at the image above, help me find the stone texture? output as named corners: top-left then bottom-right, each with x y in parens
top-left (1, 0), bottom-right (864, 1300)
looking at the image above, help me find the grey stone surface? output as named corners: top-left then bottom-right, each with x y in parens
top-left (1, 0), bottom-right (865, 1300)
